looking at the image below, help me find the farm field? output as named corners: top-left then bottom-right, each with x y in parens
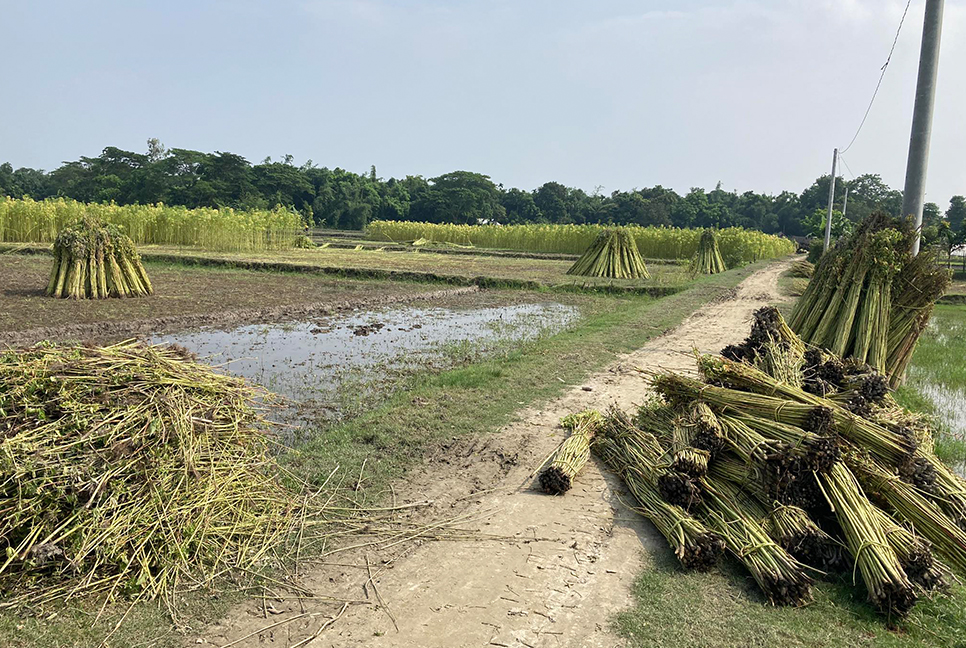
top-left (0, 249), bottom-right (768, 648)
top-left (0, 254), bottom-right (445, 344)
top-left (102, 244), bottom-right (697, 290)
top-left (896, 304), bottom-right (966, 464)
top-left (940, 269), bottom-right (966, 300)
top-left (2, 211), bottom-right (964, 648)
top-left (3, 232), bottom-right (966, 648)
top-left (5, 3), bottom-right (965, 646)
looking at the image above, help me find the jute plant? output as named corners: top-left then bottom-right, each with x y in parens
top-left (0, 342), bottom-right (298, 608)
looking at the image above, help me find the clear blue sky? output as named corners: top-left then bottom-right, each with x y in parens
top-left (2, 1), bottom-right (963, 204)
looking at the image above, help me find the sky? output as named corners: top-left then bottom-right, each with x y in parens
top-left (1, 0), bottom-right (964, 205)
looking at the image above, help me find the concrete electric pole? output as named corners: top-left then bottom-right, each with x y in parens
top-left (824, 148), bottom-right (838, 252)
top-left (901, 0), bottom-right (944, 257)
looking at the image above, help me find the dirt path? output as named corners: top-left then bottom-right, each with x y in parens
top-left (196, 259), bottom-right (792, 648)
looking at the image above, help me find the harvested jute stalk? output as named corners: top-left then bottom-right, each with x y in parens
top-left (691, 228), bottom-right (726, 275)
top-left (818, 462), bottom-right (917, 617)
top-left (539, 410), bottom-right (603, 494)
top-left (765, 503), bottom-right (846, 573)
top-left (788, 211), bottom-right (950, 385)
top-left (46, 216), bottom-right (153, 299)
top-left (567, 227), bottom-right (649, 279)
top-left (594, 437), bottom-right (724, 571)
top-left (602, 407), bottom-right (703, 508)
top-left (0, 341), bottom-right (297, 608)
top-left (867, 506), bottom-right (949, 594)
top-left (698, 476), bottom-right (814, 607)
top-left (849, 456), bottom-right (966, 576)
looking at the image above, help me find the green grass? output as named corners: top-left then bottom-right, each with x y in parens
top-left (776, 266), bottom-right (810, 300)
top-left (894, 304), bottom-right (966, 465)
top-left (616, 550), bottom-right (966, 648)
top-left (0, 259), bottom-right (762, 648)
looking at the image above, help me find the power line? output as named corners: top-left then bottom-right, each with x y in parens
top-left (840, 0), bottom-right (913, 154)
top-left (838, 153), bottom-right (857, 180)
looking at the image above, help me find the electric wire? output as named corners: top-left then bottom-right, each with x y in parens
top-left (840, 0), bottom-right (913, 154)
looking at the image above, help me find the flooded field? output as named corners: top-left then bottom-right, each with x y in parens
top-left (902, 304), bottom-right (966, 472)
top-left (151, 301), bottom-right (580, 438)
top-left (919, 383), bottom-right (966, 439)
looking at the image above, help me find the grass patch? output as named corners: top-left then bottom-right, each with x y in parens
top-left (616, 549), bottom-right (966, 648)
top-left (777, 270), bottom-right (809, 299)
top-left (894, 304), bottom-right (966, 466)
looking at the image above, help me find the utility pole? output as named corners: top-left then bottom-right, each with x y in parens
top-left (842, 185), bottom-right (849, 221)
top-left (824, 148), bottom-right (838, 252)
top-left (902, 0), bottom-right (944, 257)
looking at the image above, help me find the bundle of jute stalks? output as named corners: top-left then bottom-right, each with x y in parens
top-left (788, 212), bottom-right (950, 386)
top-left (691, 228), bottom-right (726, 275)
top-left (567, 227), bottom-right (649, 279)
top-left (46, 216), bottom-right (153, 299)
top-left (539, 410), bottom-right (603, 494)
top-left (552, 306), bottom-right (964, 621)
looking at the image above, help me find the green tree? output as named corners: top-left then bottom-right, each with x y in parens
top-left (500, 188), bottom-right (540, 223)
top-left (253, 162), bottom-right (314, 211)
top-left (946, 195), bottom-right (966, 233)
top-left (533, 181), bottom-right (570, 223)
top-left (799, 175), bottom-right (847, 215)
top-left (803, 207), bottom-right (852, 239)
top-left (417, 171), bottom-right (505, 225)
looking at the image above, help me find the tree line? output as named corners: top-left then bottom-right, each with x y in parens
top-left (2, 139), bottom-right (964, 244)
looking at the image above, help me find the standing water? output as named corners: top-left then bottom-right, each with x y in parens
top-left (151, 302), bottom-right (579, 436)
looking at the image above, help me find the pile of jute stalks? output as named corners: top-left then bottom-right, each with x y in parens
top-left (0, 341), bottom-right (305, 608)
top-left (567, 227), bottom-right (649, 279)
top-left (691, 228), bottom-right (726, 275)
top-left (46, 217), bottom-right (153, 299)
top-left (789, 212), bottom-right (950, 387)
top-left (541, 305), bottom-right (964, 619)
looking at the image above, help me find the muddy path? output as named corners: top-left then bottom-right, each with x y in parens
top-left (195, 259), bottom-right (793, 648)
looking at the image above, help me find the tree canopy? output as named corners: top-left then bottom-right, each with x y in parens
top-left (1, 141), bottom-right (961, 239)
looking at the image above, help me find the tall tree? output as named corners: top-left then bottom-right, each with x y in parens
top-left (946, 195), bottom-right (966, 233)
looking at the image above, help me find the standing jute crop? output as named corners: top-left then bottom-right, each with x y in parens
top-left (46, 217), bottom-right (153, 299)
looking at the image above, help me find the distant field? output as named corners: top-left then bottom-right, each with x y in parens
top-left (0, 196), bottom-right (300, 251)
top-left (123, 245), bottom-right (698, 291)
top-left (0, 255), bottom-right (442, 342)
top-left (367, 220), bottom-right (796, 265)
